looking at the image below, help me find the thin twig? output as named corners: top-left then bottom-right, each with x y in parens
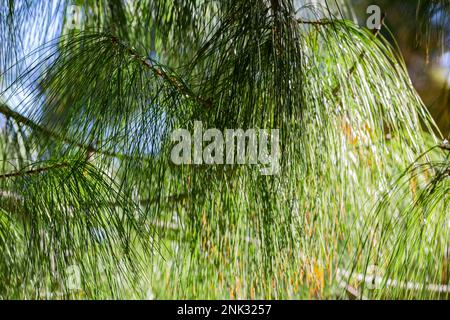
top-left (337, 268), bottom-right (450, 296)
top-left (110, 36), bottom-right (213, 109)
top-left (0, 102), bottom-right (133, 161)
top-left (297, 19), bottom-right (335, 26)
top-left (0, 162), bottom-right (69, 179)
top-left (439, 140), bottom-right (450, 151)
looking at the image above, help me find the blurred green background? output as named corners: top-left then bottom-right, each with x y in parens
top-left (351, 0), bottom-right (449, 136)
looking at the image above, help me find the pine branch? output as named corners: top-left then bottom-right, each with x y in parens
top-left (0, 102), bottom-right (133, 161)
top-left (297, 19), bottom-right (335, 26)
top-left (110, 35), bottom-right (213, 109)
top-left (440, 140), bottom-right (450, 152)
top-left (0, 162), bottom-right (69, 179)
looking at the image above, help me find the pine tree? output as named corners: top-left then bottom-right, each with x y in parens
top-left (0, 0), bottom-right (448, 299)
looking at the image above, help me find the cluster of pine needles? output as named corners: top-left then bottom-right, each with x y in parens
top-left (0, 0), bottom-right (448, 299)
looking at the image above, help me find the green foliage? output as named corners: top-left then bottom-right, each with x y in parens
top-left (0, 0), bottom-right (448, 299)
